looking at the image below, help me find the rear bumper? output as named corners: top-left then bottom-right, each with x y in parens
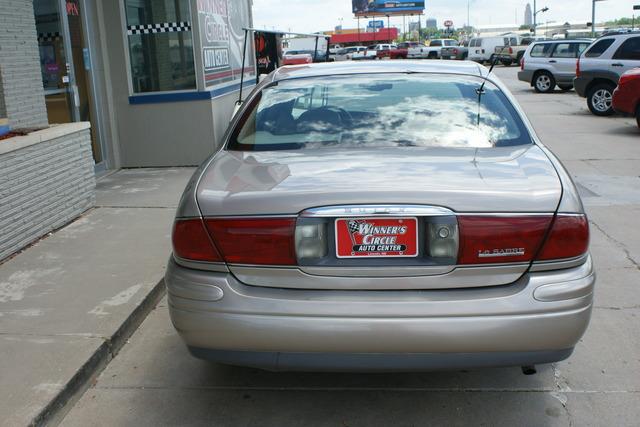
top-left (518, 70), bottom-right (534, 84)
top-left (495, 54), bottom-right (514, 61)
top-left (187, 348), bottom-right (574, 372)
top-left (612, 88), bottom-right (636, 115)
top-left (166, 257), bottom-right (594, 370)
top-left (574, 76), bottom-right (589, 97)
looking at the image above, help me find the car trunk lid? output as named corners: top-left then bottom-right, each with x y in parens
top-left (197, 145), bottom-right (561, 216)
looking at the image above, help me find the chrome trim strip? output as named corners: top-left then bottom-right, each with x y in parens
top-left (299, 265), bottom-right (454, 278)
top-left (456, 213), bottom-right (554, 217)
top-left (229, 264), bottom-right (529, 290)
top-left (173, 255), bottom-right (229, 273)
top-left (529, 254), bottom-right (589, 272)
top-left (202, 215), bottom-right (297, 219)
top-left (301, 205), bottom-right (454, 218)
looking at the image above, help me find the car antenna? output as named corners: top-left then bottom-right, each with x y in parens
top-left (476, 55), bottom-right (499, 125)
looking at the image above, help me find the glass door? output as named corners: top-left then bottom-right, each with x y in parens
top-left (34, 0), bottom-right (104, 165)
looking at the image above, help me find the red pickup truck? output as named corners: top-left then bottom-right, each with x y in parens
top-left (376, 42), bottom-right (422, 60)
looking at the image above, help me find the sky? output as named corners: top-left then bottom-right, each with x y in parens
top-left (253, 0), bottom-right (639, 33)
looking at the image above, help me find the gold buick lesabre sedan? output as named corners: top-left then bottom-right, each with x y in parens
top-left (165, 61), bottom-right (594, 372)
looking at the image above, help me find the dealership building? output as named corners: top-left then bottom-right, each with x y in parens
top-left (0, 0), bottom-right (256, 170)
top-left (0, 0), bottom-right (255, 260)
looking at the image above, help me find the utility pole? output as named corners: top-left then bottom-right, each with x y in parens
top-left (591, 0), bottom-right (608, 38)
top-left (591, 0), bottom-right (596, 37)
top-left (533, 0), bottom-right (536, 35)
top-left (533, 3), bottom-right (549, 36)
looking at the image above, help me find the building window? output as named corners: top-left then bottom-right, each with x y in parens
top-left (124, 0), bottom-right (196, 93)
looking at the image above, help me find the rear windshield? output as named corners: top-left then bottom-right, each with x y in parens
top-left (228, 74), bottom-right (532, 151)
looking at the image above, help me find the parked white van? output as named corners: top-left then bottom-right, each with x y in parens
top-left (468, 37), bottom-right (512, 63)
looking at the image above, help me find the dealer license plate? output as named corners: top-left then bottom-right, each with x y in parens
top-left (335, 217), bottom-right (418, 258)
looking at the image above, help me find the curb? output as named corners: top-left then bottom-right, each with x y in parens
top-left (30, 279), bottom-right (167, 427)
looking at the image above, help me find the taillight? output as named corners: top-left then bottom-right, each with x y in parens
top-left (618, 71), bottom-right (639, 86)
top-left (205, 218), bottom-right (297, 265)
top-left (536, 215), bottom-right (589, 261)
top-left (458, 216), bottom-right (553, 265)
top-left (453, 48), bottom-right (458, 54)
top-left (520, 57), bottom-right (525, 70)
top-left (509, 47), bottom-right (513, 54)
top-left (172, 218), bottom-right (223, 262)
top-left (576, 58), bottom-right (581, 77)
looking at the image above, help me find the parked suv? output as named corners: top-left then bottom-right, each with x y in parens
top-left (518, 40), bottom-right (591, 93)
top-left (574, 33), bottom-right (640, 116)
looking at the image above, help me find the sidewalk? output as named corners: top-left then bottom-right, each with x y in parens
top-left (0, 167), bottom-right (194, 426)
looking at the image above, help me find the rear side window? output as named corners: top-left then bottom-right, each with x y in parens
top-left (469, 39), bottom-right (477, 47)
top-left (552, 43), bottom-right (577, 58)
top-left (229, 74), bottom-right (532, 151)
top-left (613, 37), bottom-right (640, 60)
top-left (430, 40), bottom-right (442, 47)
top-left (584, 39), bottom-right (615, 57)
top-left (530, 43), bottom-right (552, 57)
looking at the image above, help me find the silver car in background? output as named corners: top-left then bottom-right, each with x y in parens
top-left (166, 61), bottom-right (594, 372)
top-left (518, 40), bottom-right (592, 93)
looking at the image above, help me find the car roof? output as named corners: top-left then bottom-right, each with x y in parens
top-left (273, 60), bottom-right (484, 81)
top-left (596, 32), bottom-right (640, 40)
top-left (532, 39), bottom-right (592, 44)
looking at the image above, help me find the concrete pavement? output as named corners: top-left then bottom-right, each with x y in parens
top-left (58, 67), bottom-right (640, 426)
top-left (0, 168), bottom-right (194, 426)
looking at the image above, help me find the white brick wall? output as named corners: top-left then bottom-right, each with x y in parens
top-left (0, 127), bottom-right (96, 261)
top-left (0, 74), bottom-right (6, 118)
top-left (0, 0), bottom-right (48, 128)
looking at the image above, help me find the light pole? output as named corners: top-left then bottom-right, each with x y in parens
top-left (533, 0), bottom-right (536, 34)
top-left (533, 3), bottom-right (549, 36)
top-left (591, 0), bottom-right (608, 38)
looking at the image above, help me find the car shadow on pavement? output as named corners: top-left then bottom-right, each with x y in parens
top-left (69, 305), bottom-right (570, 426)
top-left (177, 360), bottom-right (568, 426)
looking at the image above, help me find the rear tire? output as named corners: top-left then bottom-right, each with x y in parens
top-left (533, 71), bottom-right (555, 93)
top-left (501, 59), bottom-right (513, 67)
top-left (558, 84), bottom-right (573, 91)
top-left (587, 82), bottom-right (616, 116)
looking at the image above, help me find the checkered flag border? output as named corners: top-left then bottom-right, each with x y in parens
top-left (38, 32), bottom-right (62, 43)
top-left (127, 21), bottom-right (191, 36)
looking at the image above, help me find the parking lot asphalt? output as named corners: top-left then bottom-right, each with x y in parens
top-left (61, 66), bottom-right (640, 427)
